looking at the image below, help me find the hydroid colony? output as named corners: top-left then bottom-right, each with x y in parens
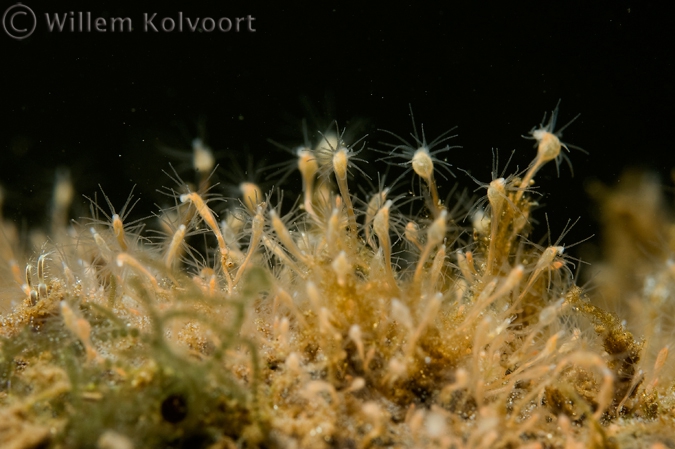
top-left (0, 104), bottom-right (674, 448)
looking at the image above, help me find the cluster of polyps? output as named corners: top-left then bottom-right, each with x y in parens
top-left (0, 103), bottom-right (670, 448)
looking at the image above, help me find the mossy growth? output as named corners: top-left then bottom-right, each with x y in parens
top-left (1, 104), bottom-right (675, 448)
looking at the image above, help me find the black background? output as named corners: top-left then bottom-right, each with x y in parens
top-left (2, 1), bottom-right (673, 257)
